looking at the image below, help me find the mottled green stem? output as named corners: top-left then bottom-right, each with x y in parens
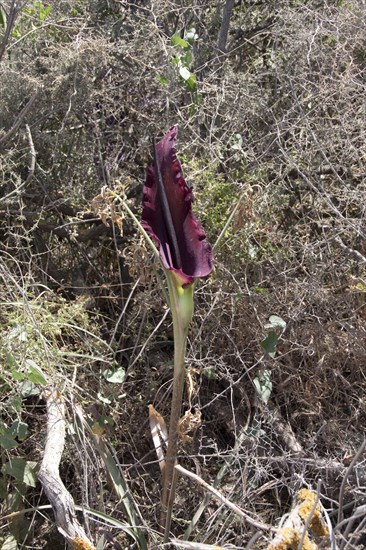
top-left (161, 274), bottom-right (194, 542)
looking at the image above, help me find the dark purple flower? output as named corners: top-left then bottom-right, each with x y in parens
top-left (141, 126), bottom-right (213, 286)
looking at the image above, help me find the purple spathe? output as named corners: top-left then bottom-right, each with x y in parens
top-left (141, 126), bottom-right (213, 286)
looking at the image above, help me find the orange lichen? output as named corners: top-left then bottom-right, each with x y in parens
top-left (297, 489), bottom-right (329, 537)
top-left (267, 527), bottom-right (318, 550)
top-left (267, 488), bottom-right (330, 549)
top-left (71, 537), bottom-right (95, 550)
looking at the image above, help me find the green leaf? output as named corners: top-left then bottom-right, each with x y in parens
top-left (3, 459), bottom-right (38, 487)
top-left (0, 6), bottom-right (6, 30)
top-left (264, 315), bottom-right (287, 330)
top-left (261, 331), bottom-right (279, 358)
top-left (253, 369), bottom-right (272, 404)
top-left (103, 367), bottom-right (126, 384)
top-left (6, 353), bottom-right (15, 367)
top-left (39, 3), bottom-right (52, 21)
top-left (179, 66), bottom-right (191, 81)
top-left (251, 286), bottom-right (267, 294)
top-left (10, 420), bottom-right (28, 441)
top-left (202, 367), bottom-right (217, 380)
top-left (171, 35), bottom-right (189, 48)
top-left (11, 368), bottom-right (25, 381)
top-left (157, 74), bottom-right (169, 86)
top-left (0, 433), bottom-right (18, 450)
top-left (182, 50), bottom-right (192, 66)
top-left (185, 75), bottom-right (197, 91)
top-left (25, 359), bottom-right (47, 385)
top-left (194, 93), bottom-right (203, 105)
top-left (10, 396), bottom-right (22, 413)
top-left (19, 380), bottom-right (40, 397)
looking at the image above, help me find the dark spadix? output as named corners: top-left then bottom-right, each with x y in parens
top-left (141, 126), bottom-right (213, 286)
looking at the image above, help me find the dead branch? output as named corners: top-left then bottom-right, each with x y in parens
top-left (38, 389), bottom-right (95, 550)
top-left (0, 208), bottom-right (111, 241)
top-left (0, 90), bottom-right (40, 149)
top-left (337, 439), bottom-right (366, 525)
top-left (24, 124), bottom-right (36, 186)
top-left (0, 0), bottom-right (19, 63)
top-left (175, 463), bottom-right (272, 532)
top-left (266, 488), bottom-right (331, 550)
top-left (217, 0), bottom-right (235, 54)
top-left (333, 236), bottom-right (366, 265)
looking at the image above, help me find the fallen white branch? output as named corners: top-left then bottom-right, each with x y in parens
top-left (38, 389), bottom-right (95, 550)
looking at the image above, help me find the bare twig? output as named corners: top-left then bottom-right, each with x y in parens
top-left (171, 541), bottom-right (238, 550)
top-left (0, 90), bottom-right (40, 149)
top-left (24, 124), bottom-right (36, 186)
top-left (175, 464), bottom-right (272, 532)
top-left (337, 439), bottom-right (366, 525)
top-left (333, 236), bottom-right (366, 264)
top-left (246, 531), bottom-right (264, 549)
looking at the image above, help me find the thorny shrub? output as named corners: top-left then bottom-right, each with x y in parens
top-left (0, 0), bottom-right (365, 548)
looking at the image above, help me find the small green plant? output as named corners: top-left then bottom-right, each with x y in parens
top-left (183, 158), bottom-right (240, 238)
top-left (261, 314), bottom-right (286, 359)
top-left (158, 28), bottom-right (203, 111)
top-left (24, 0), bottom-right (52, 23)
top-left (11, 0), bottom-right (52, 39)
top-left (170, 29), bottom-right (198, 92)
top-left (254, 315), bottom-right (287, 406)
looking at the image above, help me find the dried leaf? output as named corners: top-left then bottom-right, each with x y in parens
top-left (148, 404), bottom-right (168, 471)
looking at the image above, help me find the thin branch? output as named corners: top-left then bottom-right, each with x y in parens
top-left (333, 236), bottom-right (366, 264)
top-left (24, 124), bottom-right (36, 186)
top-left (175, 464), bottom-right (272, 532)
top-left (337, 439), bottom-right (366, 525)
top-left (0, 90), bottom-right (40, 149)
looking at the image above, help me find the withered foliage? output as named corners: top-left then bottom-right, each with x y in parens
top-left (0, 0), bottom-right (365, 548)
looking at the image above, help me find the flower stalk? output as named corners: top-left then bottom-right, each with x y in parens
top-left (161, 274), bottom-right (194, 539)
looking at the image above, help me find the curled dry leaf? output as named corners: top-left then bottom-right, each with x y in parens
top-left (91, 183), bottom-right (126, 234)
top-left (186, 367), bottom-right (199, 404)
top-left (177, 408), bottom-right (201, 443)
